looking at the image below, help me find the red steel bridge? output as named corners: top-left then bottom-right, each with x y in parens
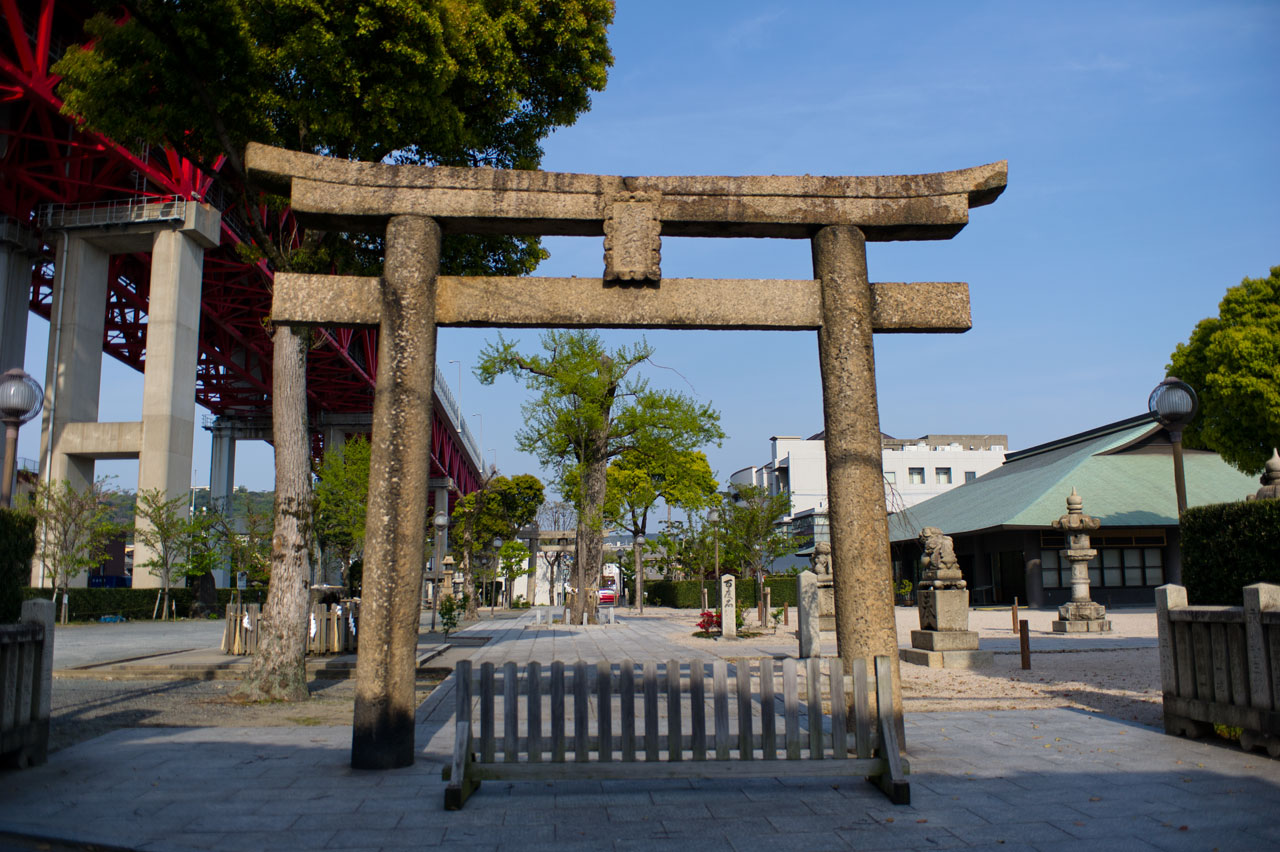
top-left (0, 1), bottom-right (483, 497)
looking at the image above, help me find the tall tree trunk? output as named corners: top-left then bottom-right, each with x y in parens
top-left (572, 434), bottom-right (609, 625)
top-left (237, 326), bottom-right (311, 702)
top-left (462, 537), bottom-right (478, 619)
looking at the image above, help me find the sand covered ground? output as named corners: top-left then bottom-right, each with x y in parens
top-left (665, 604), bottom-right (1165, 727)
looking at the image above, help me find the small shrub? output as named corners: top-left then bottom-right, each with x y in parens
top-left (438, 594), bottom-right (462, 635)
top-left (696, 609), bottom-right (720, 633)
top-left (0, 508), bottom-right (36, 623)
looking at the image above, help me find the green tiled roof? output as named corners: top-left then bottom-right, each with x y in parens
top-left (887, 415), bottom-right (1258, 541)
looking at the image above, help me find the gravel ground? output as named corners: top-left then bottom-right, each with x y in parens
top-left (47, 605), bottom-right (1164, 756)
top-left (48, 678), bottom-right (441, 755)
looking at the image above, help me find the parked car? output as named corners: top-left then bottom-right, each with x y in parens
top-left (599, 577), bottom-right (617, 606)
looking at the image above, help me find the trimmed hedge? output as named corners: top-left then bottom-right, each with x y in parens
top-left (0, 508), bottom-right (36, 623)
top-left (20, 586), bottom-right (269, 621)
top-left (1181, 499), bottom-right (1280, 605)
top-left (647, 575), bottom-right (801, 609)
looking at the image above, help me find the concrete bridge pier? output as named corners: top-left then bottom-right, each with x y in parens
top-left (34, 202), bottom-right (220, 587)
top-left (0, 218), bottom-right (43, 372)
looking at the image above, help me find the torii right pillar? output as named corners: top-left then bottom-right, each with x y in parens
top-left (814, 225), bottom-right (905, 741)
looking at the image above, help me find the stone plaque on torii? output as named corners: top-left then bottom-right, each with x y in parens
top-left (246, 142), bottom-right (1007, 769)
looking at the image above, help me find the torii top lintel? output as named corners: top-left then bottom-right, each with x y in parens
top-left (247, 143), bottom-right (1005, 333)
top-left (246, 143), bottom-right (1006, 242)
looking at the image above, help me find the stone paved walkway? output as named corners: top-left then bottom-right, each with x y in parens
top-left (2, 610), bottom-right (1277, 852)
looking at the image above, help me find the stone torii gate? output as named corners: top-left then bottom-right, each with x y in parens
top-left (246, 143), bottom-right (1006, 769)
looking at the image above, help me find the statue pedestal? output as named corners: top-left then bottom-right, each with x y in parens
top-left (901, 588), bottom-right (992, 668)
top-left (1052, 600), bottom-right (1112, 633)
top-left (917, 588), bottom-right (969, 632)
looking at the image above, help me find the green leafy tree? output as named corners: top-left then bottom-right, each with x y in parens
top-left (721, 484), bottom-right (800, 589)
top-left (477, 331), bottom-right (723, 625)
top-left (497, 539), bottom-right (532, 607)
top-left (211, 491), bottom-right (274, 588)
top-left (183, 508), bottom-right (226, 613)
top-left (52, 0), bottom-right (612, 700)
top-left (313, 436), bottom-right (371, 587)
top-left (134, 489), bottom-right (192, 620)
top-left (535, 500), bottom-right (576, 605)
top-left (451, 474), bottom-right (544, 617)
top-left (28, 479), bottom-right (119, 623)
top-left (53, 0), bottom-right (614, 278)
top-left (602, 449), bottom-right (717, 610)
top-left (1168, 266), bottom-right (1280, 475)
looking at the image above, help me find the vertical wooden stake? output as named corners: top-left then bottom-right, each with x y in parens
top-left (1019, 619), bottom-right (1031, 670)
top-left (1012, 597), bottom-right (1019, 633)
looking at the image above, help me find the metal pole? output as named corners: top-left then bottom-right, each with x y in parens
top-left (1171, 432), bottom-right (1188, 515)
top-left (1, 421), bottom-right (17, 507)
top-left (634, 534), bottom-right (644, 615)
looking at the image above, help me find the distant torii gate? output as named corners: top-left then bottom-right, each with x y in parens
top-left (247, 143), bottom-right (1007, 770)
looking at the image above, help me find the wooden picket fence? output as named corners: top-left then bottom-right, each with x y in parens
top-left (1, 600), bottom-right (54, 768)
top-left (222, 600), bottom-right (361, 656)
top-left (1156, 583), bottom-right (1280, 756)
top-left (445, 655), bottom-right (908, 809)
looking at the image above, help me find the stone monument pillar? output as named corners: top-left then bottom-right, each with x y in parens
top-left (808, 541), bottom-right (837, 631)
top-left (797, 570), bottom-right (821, 658)
top-left (1050, 488), bottom-right (1111, 633)
top-left (900, 527), bottom-right (992, 668)
top-left (720, 574), bottom-right (736, 639)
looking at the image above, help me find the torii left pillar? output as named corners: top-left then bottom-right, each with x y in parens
top-left (351, 215), bottom-right (440, 769)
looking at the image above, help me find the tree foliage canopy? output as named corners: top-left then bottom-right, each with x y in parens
top-left (313, 435), bottom-right (371, 578)
top-left (1168, 266), bottom-right (1280, 475)
top-left (720, 484), bottom-right (799, 578)
top-left (476, 330), bottom-right (722, 622)
top-left (53, 0), bottom-right (615, 274)
top-left (451, 473), bottom-right (544, 554)
top-left (603, 450), bottom-right (718, 537)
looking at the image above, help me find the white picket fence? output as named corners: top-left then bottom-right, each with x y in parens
top-left (1, 599), bottom-right (54, 768)
top-left (445, 655), bottom-right (908, 809)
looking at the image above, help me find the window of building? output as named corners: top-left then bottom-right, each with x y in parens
top-left (935, 468), bottom-right (952, 485)
top-left (964, 471), bottom-right (977, 483)
top-left (1040, 549), bottom-right (1060, 588)
top-left (884, 471), bottom-right (896, 484)
top-left (1040, 546), bottom-right (1164, 588)
top-left (908, 467), bottom-right (924, 485)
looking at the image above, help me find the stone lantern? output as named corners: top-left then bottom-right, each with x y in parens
top-left (1249, 449), bottom-right (1280, 501)
top-left (1050, 488), bottom-right (1111, 633)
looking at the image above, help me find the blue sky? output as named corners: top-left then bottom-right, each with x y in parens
top-left (20, 0), bottom-right (1279, 501)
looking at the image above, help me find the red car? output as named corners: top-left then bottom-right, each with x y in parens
top-left (598, 579), bottom-right (617, 606)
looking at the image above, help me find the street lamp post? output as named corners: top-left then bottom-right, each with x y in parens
top-left (431, 510), bottom-right (448, 632)
top-left (708, 506), bottom-right (720, 598)
top-left (1149, 377), bottom-right (1200, 516)
top-left (448, 359), bottom-right (462, 407)
top-left (0, 369), bottom-right (44, 508)
top-left (634, 533), bottom-right (646, 614)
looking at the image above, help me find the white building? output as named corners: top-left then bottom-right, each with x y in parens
top-left (729, 431), bottom-right (1007, 569)
top-left (879, 432), bottom-right (1008, 511)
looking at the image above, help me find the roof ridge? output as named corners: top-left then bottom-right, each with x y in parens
top-left (1004, 413), bottom-right (1154, 462)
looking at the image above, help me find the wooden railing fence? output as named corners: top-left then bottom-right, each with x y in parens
top-left (1, 599), bottom-right (54, 768)
top-left (445, 655), bottom-right (908, 809)
top-left (1156, 583), bottom-right (1280, 756)
top-left (222, 600), bottom-right (361, 656)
